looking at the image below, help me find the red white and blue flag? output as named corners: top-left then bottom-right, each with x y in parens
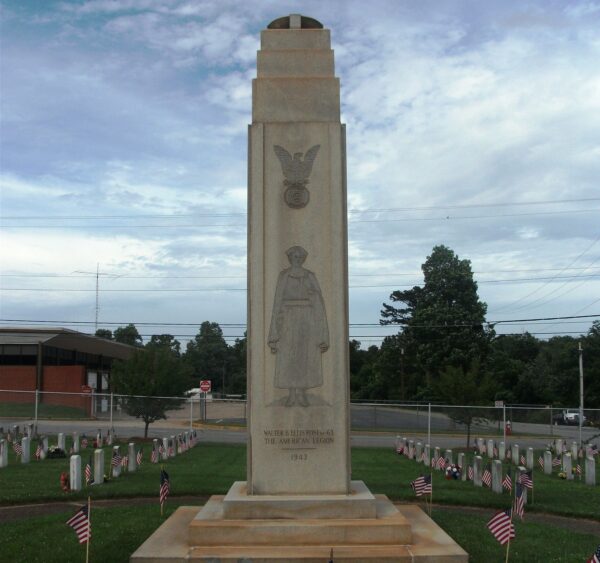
top-left (410, 474), bottom-right (432, 497)
top-left (487, 509), bottom-right (515, 546)
top-left (513, 482), bottom-right (525, 520)
top-left (66, 505), bottom-right (91, 544)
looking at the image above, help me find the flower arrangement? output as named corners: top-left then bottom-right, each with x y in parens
top-left (47, 446), bottom-right (66, 459)
top-left (558, 471), bottom-right (567, 479)
top-left (445, 464), bottom-right (462, 480)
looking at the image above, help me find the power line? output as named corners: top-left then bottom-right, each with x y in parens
top-left (2, 313), bottom-right (598, 328)
top-left (2, 196), bottom-right (599, 219)
top-left (1, 208), bottom-right (599, 229)
top-left (2, 273), bottom-right (599, 292)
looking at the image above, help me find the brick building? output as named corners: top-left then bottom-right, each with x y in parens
top-left (0, 327), bottom-right (138, 414)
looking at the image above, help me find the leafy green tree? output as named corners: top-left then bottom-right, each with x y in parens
top-left (583, 321), bottom-right (600, 411)
top-left (147, 334), bottom-right (181, 357)
top-left (111, 347), bottom-right (190, 437)
top-left (95, 328), bottom-right (113, 340)
top-left (184, 322), bottom-right (229, 394)
top-left (434, 362), bottom-right (494, 448)
top-left (226, 335), bottom-right (247, 396)
top-left (113, 324), bottom-right (143, 347)
top-left (381, 245), bottom-right (492, 387)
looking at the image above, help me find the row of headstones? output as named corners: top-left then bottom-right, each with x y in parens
top-left (67, 431), bottom-right (197, 491)
top-left (396, 436), bottom-right (596, 488)
top-left (473, 437), bottom-right (590, 466)
top-left (0, 429), bottom-right (116, 467)
top-left (0, 423), bottom-right (37, 439)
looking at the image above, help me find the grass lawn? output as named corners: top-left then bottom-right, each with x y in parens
top-left (1, 502), bottom-right (598, 563)
top-left (1, 440), bottom-right (599, 522)
top-left (0, 402), bottom-right (87, 419)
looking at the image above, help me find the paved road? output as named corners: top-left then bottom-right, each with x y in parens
top-left (2, 415), bottom-right (597, 451)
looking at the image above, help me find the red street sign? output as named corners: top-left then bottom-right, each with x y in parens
top-left (81, 385), bottom-right (92, 394)
top-left (199, 380), bottom-right (211, 393)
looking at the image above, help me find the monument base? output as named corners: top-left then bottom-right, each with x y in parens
top-left (131, 482), bottom-right (467, 562)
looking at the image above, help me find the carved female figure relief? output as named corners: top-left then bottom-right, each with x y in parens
top-left (268, 246), bottom-right (329, 407)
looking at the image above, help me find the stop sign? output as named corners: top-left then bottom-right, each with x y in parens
top-left (199, 380), bottom-right (211, 393)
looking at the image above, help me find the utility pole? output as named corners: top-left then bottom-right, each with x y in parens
top-left (578, 341), bottom-right (584, 448)
top-left (95, 262), bottom-right (99, 332)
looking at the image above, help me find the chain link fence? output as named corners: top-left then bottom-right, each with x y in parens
top-left (1, 389), bottom-right (598, 446)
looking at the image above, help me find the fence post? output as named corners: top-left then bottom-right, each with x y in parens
top-left (427, 403), bottom-right (431, 446)
top-left (549, 406), bottom-right (553, 436)
top-left (34, 389), bottom-right (39, 434)
top-left (189, 396), bottom-right (193, 432)
top-left (503, 404), bottom-right (506, 445)
top-left (110, 393), bottom-right (114, 432)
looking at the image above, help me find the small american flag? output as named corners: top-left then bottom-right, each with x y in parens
top-left (576, 463), bottom-right (582, 476)
top-left (482, 466), bottom-right (492, 487)
top-left (151, 448), bottom-right (158, 463)
top-left (487, 509), bottom-right (515, 545)
top-left (513, 483), bottom-right (525, 520)
top-left (436, 457), bottom-right (446, 471)
top-left (111, 450), bottom-right (121, 467)
top-left (468, 466), bottom-right (474, 481)
top-left (537, 456), bottom-right (544, 469)
top-left (158, 444), bottom-right (165, 456)
top-left (420, 451), bottom-right (426, 463)
top-left (160, 469), bottom-right (170, 507)
top-left (410, 474), bottom-right (432, 497)
top-left (506, 448), bottom-right (512, 460)
top-left (502, 470), bottom-right (512, 492)
top-left (35, 443), bottom-right (42, 460)
top-left (430, 457), bottom-right (436, 469)
top-left (493, 446), bottom-right (498, 458)
top-left (121, 455), bottom-right (129, 469)
top-left (552, 456), bottom-right (561, 467)
top-left (12, 441), bottom-right (23, 456)
top-left (66, 505), bottom-right (91, 544)
top-left (168, 445), bottom-right (174, 457)
top-left (85, 457), bottom-right (93, 485)
top-left (520, 455), bottom-right (526, 466)
top-left (136, 449), bottom-right (143, 466)
top-left (520, 470), bottom-right (533, 490)
top-left (395, 444), bottom-right (404, 455)
top-left (587, 544), bottom-right (600, 563)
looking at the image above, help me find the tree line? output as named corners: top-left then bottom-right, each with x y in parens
top-left (100, 245), bottom-right (599, 423)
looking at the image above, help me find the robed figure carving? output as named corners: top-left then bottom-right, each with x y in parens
top-left (268, 246), bottom-right (329, 407)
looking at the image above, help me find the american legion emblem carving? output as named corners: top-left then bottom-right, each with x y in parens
top-left (273, 144), bottom-right (320, 209)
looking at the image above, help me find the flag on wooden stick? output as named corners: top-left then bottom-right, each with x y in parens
top-left (66, 504), bottom-right (91, 544)
top-left (487, 508), bottom-right (515, 545)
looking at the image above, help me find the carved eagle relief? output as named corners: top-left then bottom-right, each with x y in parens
top-left (273, 145), bottom-right (320, 186)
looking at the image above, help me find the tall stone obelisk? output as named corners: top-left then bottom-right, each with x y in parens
top-left (247, 14), bottom-right (350, 495)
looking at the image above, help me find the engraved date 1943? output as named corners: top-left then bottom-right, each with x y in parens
top-left (291, 453), bottom-right (308, 461)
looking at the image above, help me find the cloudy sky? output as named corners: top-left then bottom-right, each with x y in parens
top-left (1, 0), bottom-right (599, 348)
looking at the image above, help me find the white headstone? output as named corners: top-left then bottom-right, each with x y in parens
top-left (544, 450), bottom-right (553, 475)
top-left (511, 444), bottom-right (519, 466)
top-left (526, 447), bottom-right (534, 470)
top-left (487, 439), bottom-right (494, 458)
top-left (93, 449), bottom-right (104, 485)
top-left (415, 442), bottom-right (423, 462)
top-left (516, 466), bottom-right (528, 504)
top-left (423, 444), bottom-right (431, 467)
top-left (161, 438), bottom-right (169, 461)
top-left (571, 441), bottom-right (578, 460)
top-left (73, 432), bottom-right (80, 453)
top-left (498, 441), bottom-right (505, 460)
top-left (563, 453), bottom-right (573, 480)
top-left (476, 438), bottom-right (485, 454)
top-left (585, 456), bottom-right (596, 486)
top-left (491, 460), bottom-right (503, 494)
top-left (0, 439), bottom-right (7, 468)
top-left (152, 439), bottom-right (159, 463)
top-left (555, 438), bottom-right (563, 454)
top-left (70, 455), bottom-right (82, 491)
top-left (434, 446), bottom-right (440, 461)
top-left (445, 449), bottom-right (453, 465)
top-left (169, 436), bottom-right (176, 457)
top-left (57, 432), bottom-right (65, 451)
top-left (106, 430), bottom-right (113, 446)
top-left (457, 453), bottom-right (466, 480)
top-left (473, 456), bottom-right (483, 487)
top-left (128, 443), bottom-right (137, 472)
top-left (21, 437), bottom-right (30, 463)
top-left (112, 446), bottom-right (121, 478)
top-left (42, 436), bottom-right (48, 454)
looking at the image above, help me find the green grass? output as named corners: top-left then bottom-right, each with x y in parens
top-left (431, 510), bottom-right (599, 562)
top-left (0, 402), bottom-right (87, 419)
top-left (2, 441), bottom-right (599, 520)
top-left (1, 502), bottom-right (598, 563)
top-left (1, 441), bottom-right (245, 505)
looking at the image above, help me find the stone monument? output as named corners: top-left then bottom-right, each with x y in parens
top-left (131, 15), bottom-right (467, 561)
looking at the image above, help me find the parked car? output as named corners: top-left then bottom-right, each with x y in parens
top-left (553, 409), bottom-right (587, 425)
